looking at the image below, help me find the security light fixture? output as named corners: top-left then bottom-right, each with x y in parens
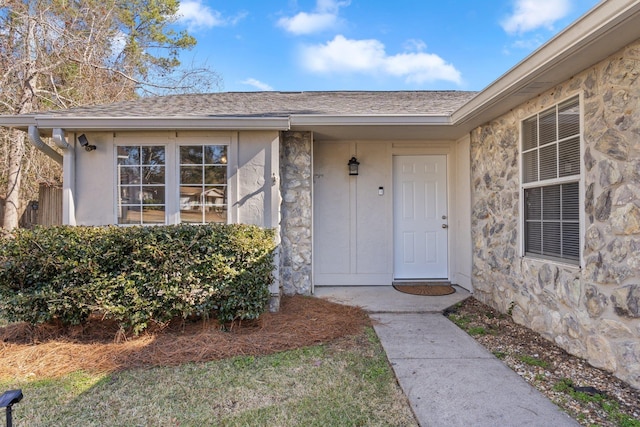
top-left (348, 156), bottom-right (360, 176)
top-left (78, 134), bottom-right (96, 151)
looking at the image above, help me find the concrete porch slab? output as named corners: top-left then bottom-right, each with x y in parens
top-left (313, 285), bottom-right (470, 313)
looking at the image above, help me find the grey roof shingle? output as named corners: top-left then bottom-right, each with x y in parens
top-left (40, 91), bottom-right (478, 118)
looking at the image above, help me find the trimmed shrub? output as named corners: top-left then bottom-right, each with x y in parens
top-left (0, 224), bottom-right (276, 333)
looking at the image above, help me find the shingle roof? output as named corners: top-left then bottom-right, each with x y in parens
top-left (41, 91), bottom-right (478, 118)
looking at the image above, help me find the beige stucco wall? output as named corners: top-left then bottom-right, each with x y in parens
top-left (70, 130), bottom-right (280, 230)
top-left (470, 39), bottom-right (640, 388)
top-left (312, 138), bottom-right (472, 290)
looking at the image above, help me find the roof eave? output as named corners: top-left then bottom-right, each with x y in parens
top-left (290, 114), bottom-right (452, 126)
top-left (451, 0), bottom-right (640, 131)
top-left (0, 115), bottom-right (37, 130)
top-left (0, 116), bottom-right (291, 134)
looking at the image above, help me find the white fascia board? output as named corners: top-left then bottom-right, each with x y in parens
top-left (290, 114), bottom-right (452, 126)
top-left (452, 0), bottom-right (640, 126)
top-left (32, 116), bottom-right (291, 131)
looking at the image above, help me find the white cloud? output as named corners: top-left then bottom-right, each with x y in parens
top-left (177, 1), bottom-right (246, 30)
top-left (501, 0), bottom-right (572, 34)
top-left (241, 78), bottom-right (274, 91)
top-left (278, 0), bottom-right (350, 35)
top-left (402, 39), bottom-right (427, 53)
top-left (301, 35), bottom-right (462, 85)
top-left (316, 0), bottom-right (351, 14)
top-left (278, 12), bottom-right (338, 35)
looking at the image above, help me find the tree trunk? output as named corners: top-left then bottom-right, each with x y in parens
top-left (3, 129), bottom-right (26, 230)
top-left (3, 14), bottom-right (37, 231)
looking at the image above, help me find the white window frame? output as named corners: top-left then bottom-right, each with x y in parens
top-left (113, 133), bottom-right (236, 226)
top-left (519, 94), bottom-right (584, 266)
top-left (176, 141), bottom-right (230, 224)
top-left (115, 142), bottom-right (168, 225)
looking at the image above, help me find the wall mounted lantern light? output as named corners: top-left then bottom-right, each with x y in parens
top-left (78, 134), bottom-right (96, 152)
top-left (348, 156), bottom-right (360, 176)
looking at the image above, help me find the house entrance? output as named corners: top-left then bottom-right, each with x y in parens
top-left (393, 155), bottom-right (449, 279)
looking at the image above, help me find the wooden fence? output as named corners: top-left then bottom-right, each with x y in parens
top-left (36, 184), bottom-right (63, 226)
top-left (0, 185), bottom-right (63, 229)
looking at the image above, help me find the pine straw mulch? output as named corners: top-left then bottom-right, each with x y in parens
top-left (0, 295), bottom-right (370, 379)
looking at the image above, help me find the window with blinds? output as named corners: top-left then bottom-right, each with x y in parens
top-left (521, 96), bottom-right (581, 264)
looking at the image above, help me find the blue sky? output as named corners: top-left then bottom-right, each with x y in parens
top-left (173, 0), bottom-right (600, 92)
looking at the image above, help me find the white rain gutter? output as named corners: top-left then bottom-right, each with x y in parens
top-left (31, 116), bottom-right (291, 131)
top-left (290, 114), bottom-right (451, 126)
top-left (28, 125), bottom-right (62, 165)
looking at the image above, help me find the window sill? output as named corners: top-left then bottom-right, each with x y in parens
top-left (522, 255), bottom-right (581, 270)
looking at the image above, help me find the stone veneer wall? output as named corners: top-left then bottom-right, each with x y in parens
top-left (470, 40), bottom-right (640, 389)
top-left (279, 131), bottom-right (313, 295)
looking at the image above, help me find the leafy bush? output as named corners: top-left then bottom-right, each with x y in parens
top-left (0, 224), bottom-right (276, 333)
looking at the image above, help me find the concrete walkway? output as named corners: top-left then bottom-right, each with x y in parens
top-left (315, 286), bottom-right (579, 427)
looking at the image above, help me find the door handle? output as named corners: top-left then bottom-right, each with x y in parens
top-left (442, 224), bottom-right (448, 229)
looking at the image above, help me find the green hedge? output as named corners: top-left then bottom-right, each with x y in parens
top-left (0, 224), bottom-right (276, 333)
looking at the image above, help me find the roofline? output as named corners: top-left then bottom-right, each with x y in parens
top-left (290, 114), bottom-right (451, 126)
top-left (1, 2), bottom-right (638, 137)
top-left (0, 116), bottom-right (291, 133)
top-left (0, 113), bottom-right (455, 133)
top-left (451, 0), bottom-right (640, 129)
top-left (0, 115), bottom-right (36, 128)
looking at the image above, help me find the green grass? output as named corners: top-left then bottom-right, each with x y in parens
top-left (0, 327), bottom-right (417, 427)
top-left (553, 378), bottom-right (640, 427)
top-left (467, 326), bottom-right (488, 336)
top-left (516, 354), bottom-right (550, 369)
top-left (448, 313), bottom-right (472, 329)
top-left (534, 373), bottom-right (546, 382)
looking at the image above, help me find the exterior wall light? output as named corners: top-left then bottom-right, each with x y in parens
top-left (348, 156), bottom-right (360, 176)
top-left (78, 134), bottom-right (96, 151)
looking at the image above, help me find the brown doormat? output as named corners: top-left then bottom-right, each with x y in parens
top-left (392, 282), bottom-right (456, 296)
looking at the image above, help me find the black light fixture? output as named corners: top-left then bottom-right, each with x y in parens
top-left (78, 134), bottom-right (96, 151)
top-left (348, 156), bottom-right (360, 176)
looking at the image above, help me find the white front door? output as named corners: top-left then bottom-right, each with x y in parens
top-left (393, 155), bottom-right (448, 279)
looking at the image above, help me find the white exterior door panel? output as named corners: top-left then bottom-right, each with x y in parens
top-left (394, 155), bottom-right (448, 279)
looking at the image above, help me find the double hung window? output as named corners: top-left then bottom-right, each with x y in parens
top-left (117, 145), bottom-right (166, 224)
top-left (179, 145), bottom-right (228, 224)
top-left (521, 96), bottom-right (581, 264)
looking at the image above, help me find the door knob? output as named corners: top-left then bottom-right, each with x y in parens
top-left (442, 224), bottom-right (448, 229)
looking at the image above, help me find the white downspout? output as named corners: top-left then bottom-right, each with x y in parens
top-left (28, 126), bottom-right (63, 165)
top-left (51, 128), bottom-right (76, 226)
